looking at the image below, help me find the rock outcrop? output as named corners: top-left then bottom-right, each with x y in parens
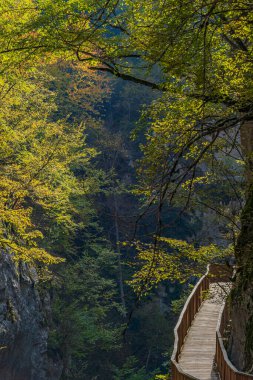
top-left (0, 251), bottom-right (61, 380)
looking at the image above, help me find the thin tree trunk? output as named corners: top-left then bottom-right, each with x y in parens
top-left (113, 194), bottom-right (127, 318)
top-left (145, 347), bottom-right (151, 370)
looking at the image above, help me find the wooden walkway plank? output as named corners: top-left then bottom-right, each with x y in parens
top-left (178, 283), bottom-right (228, 380)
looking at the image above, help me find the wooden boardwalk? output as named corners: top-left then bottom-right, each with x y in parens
top-left (178, 284), bottom-right (227, 380)
top-left (172, 265), bottom-right (253, 380)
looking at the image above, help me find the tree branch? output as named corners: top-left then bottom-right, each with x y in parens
top-left (89, 66), bottom-right (163, 90)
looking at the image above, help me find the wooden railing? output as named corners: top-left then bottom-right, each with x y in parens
top-left (171, 264), bottom-right (232, 380)
top-left (216, 301), bottom-right (253, 380)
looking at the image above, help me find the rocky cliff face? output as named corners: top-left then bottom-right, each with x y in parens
top-left (0, 251), bottom-right (61, 380)
top-left (228, 121), bottom-right (253, 372)
top-left (229, 186), bottom-right (253, 372)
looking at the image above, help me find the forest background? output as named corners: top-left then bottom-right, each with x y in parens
top-left (0, 1), bottom-right (252, 379)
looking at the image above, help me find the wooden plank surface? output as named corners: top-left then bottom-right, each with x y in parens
top-left (178, 283), bottom-right (228, 380)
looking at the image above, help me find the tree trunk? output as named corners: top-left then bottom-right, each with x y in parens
top-left (113, 194), bottom-right (127, 318)
top-left (229, 120), bottom-right (253, 372)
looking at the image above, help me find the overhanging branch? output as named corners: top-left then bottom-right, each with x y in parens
top-left (89, 66), bottom-right (163, 90)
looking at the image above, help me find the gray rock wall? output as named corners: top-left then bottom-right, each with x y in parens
top-left (0, 251), bottom-right (61, 380)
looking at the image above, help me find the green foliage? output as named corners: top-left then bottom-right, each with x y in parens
top-left (113, 356), bottom-right (164, 380)
top-left (171, 286), bottom-right (194, 314)
top-left (0, 64), bottom-right (101, 264)
top-left (49, 244), bottom-right (123, 379)
top-left (113, 357), bottom-right (149, 380)
top-left (128, 238), bottom-right (223, 295)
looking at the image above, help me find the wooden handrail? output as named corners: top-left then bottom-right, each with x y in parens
top-left (216, 301), bottom-right (253, 380)
top-left (171, 264), bottom-right (232, 380)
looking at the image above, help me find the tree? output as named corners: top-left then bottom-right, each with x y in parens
top-left (49, 245), bottom-right (122, 380)
top-left (0, 67), bottom-right (88, 265)
top-left (109, 1), bottom-right (253, 370)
